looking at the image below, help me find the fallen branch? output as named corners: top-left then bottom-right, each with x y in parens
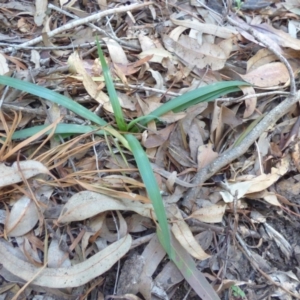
top-left (182, 12), bottom-right (299, 211)
top-left (2, 3), bottom-right (153, 53)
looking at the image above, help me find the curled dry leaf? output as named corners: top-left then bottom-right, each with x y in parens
top-left (6, 186), bottom-right (53, 237)
top-left (68, 51), bottom-right (112, 112)
top-left (0, 234), bottom-right (132, 288)
top-left (0, 161), bottom-right (49, 188)
top-left (6, 196), bottom-right (39, 237)
top-left (47, 238), bottom-right (71, 268)
top-left (81, 213), bottom-right (106, 259)
top-left (246, 48), bottom-right (277, 72)
top-left (170, 206), bottom-right (210, 260)
top-left (138, 234), bottom-right (166, 300)
top-left (34, 0), bottom-right (47, 26)
top-left (220, 156), bottom-right (289, 203)
top-left (254, 23), bottom-right (300, 50)
top-left (138, 48), bottom-right (176, 64)
top-left (170, 16), bottom-right (238, 39)
top-left (102, 38), bottom-right (128, 65)
top-left (197, 144), bottom-right (218, 171)
top-left (58, 191), bottom-right (153, 223)
top-left (240, 62), bottom-right (290, 88)
top-left (163, 35), bottom-right (232, 71)
top-left (189, 203), bottom-right (226, 223)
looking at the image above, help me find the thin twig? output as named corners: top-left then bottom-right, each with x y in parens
top-left (183, 96), bottom-right (300, 210)
top-left (220, 91), bottom-right (290, 103)
top-left (48, 4), bottom-right (141, 51)
top-left (182, 11), bottom-right (298, 211)
top-left (114, 83), bottom-right (182, 97)
top-left (236, 232), bottom-right (300, 299)
top-left (254, 141), bottom-right (263, 175)
top-left (2, 3), bottom-right (153, 53)
top-left (0, 42), bottom-right (96, 50)
top-left (0, 43), bottom-right (139, 53)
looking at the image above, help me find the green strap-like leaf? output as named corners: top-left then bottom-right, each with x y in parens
top-left (96, 38), bottom-right (127, 131)
top-left (0, 76), bottom-right (107, 127)
top-left (125, 134), bottom-right (172, 256)
top-left (0, 76), bottom-right (130, 149)
top-left (140, 81), bottom-right (249, 126)
top-left (9, 124), bottom-right (104, 140)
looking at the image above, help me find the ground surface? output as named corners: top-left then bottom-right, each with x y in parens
top-left (1, 0), bottom-right (300, 299)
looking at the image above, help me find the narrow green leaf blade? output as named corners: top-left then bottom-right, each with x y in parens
top-left (0, 76), bottom-right (130, 149)
top-left (172, 86), bottom-right (241, 112)
top-left (9, 124), bottom-right (105, 140)
top-left (96, 38), bottom-right (127, 131)
top-left (140, 81), bottom-right (249, 125)
top-left (0, 76), bottom-right (107, 127)
top-left (168, 233), bottom-right (220, 300)
top-left (125, 134), bottom-right (172, 256)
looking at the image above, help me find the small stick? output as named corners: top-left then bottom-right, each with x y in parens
top-left (182, 11), bottom-right (298, 211)
top-left (236, 232), bottom-right (300, 299)
top-left (2, 3), bottom-right (153, 53)
top-left (48, 4), bottom-right (141, 51)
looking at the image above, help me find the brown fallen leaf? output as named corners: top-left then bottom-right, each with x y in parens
top-left (253, 23), bottom-right (300, 50)
top-left (197, 144), bottom-right (218, 171)
top-left (58, 191), bottom-right (153, 223)
top-left (0, 161), bottom-right (49, 188)
top-left (103, 38), bottom-right (128, 65)
top-left (143, 124), bottom-right (175, 148)
top-left (0, 235), bottom-right (132, 288)
top-left (138, 234), bottom-right (166, 300)
top-left (170, 17), bottom-right (238, 39)
top-left (239, 62), bottom-right (290, 88)
top-left (189, 203), bottom-right (227, 223)
top-left (247, 48), bottom-right (277, 72)
top-left (114, 55), bottom-right (153, 76)
top-left (6, 186), bottom-right (53, 237)
top-left (68, 52), bottom-right (112, 112)
top-left (163, 34), bottom-right (232, 71)
top-left (170, 206), bottom-right (210, 260)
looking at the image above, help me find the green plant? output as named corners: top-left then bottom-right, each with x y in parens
top-left (235, 0), bottom-right (243, 10)
top-left (231, 285), bottom-right (246, 298)
top-left (0, 40), bottom-right (249, 300)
